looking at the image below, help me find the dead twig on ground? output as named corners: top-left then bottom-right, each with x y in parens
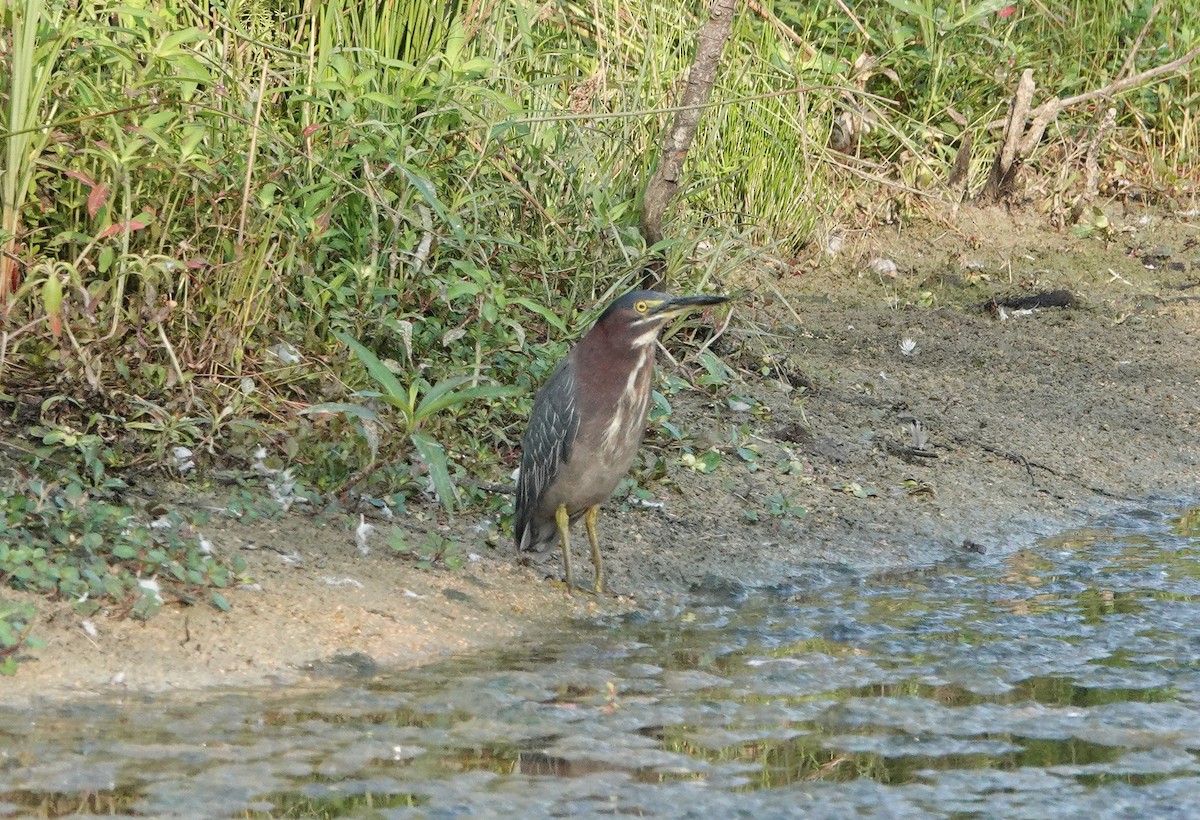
top-left (1068, 106), bottom-right (1118, 225)
top-left (979, 69), bottom-right (1060, 203)
top-left (951, 434), bottom-right (1138, 502)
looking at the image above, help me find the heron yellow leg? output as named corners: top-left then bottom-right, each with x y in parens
top-left (554, 504), bottom-right (573, 590)
top-left (584, 505), bottom-right (603, 594)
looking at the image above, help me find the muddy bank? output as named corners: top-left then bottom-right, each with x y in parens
top-left (609, 205), bottom-right (1199, 590)
top-left (2, 525), bottom-right (608, 702)
top-left (5, 204), bottom-right (1199, 701)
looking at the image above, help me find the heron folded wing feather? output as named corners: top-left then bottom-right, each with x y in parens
top-left (515, 362), bottom-right (580, 551)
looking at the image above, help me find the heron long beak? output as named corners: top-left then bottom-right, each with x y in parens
top-left (649, 293), bottom-right (730, 320)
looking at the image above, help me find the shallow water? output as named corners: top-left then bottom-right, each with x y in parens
top-left (3, 506), bottom-right (1200, 818)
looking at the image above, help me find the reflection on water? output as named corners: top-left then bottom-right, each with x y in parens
top-left (2, 506), bottom-right (1199, 818)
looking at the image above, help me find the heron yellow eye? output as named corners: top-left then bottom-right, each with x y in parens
top-left (634, 300), bottom-right (649, 313)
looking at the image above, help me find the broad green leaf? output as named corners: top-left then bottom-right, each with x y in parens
top-left (696, 351), bottom-right (733, 385)
top-left (697, 450), bottom-right (722, 473)
top-left (449, 259), bottom-right (492, 284)
top-left (363, 92), bottom-right (405, 110)
top-left (138, 125), bottom-right (174, 152)
top-left (881, 0), bottom-right (931, 20)
top-left (300, 402), bottom-right (381, 423)
top-left (334, 332), bottom-right (411, 411)
top-left (143, 110), bottom-right (175, 130)
top-left (414, 376), bottom-right (473, 418)
top-left (416, 382), bottom-right (518, 421)
top-left (513, 0), bottom-right (534, 51)
top-left (399, 167), bottom-right (448, 224)
top-left (511, 297), bottom-right (568, 333)
top-left (411, 432), bottom-right (456, 514)
top-left (951, 0), bottom-right (1014, 28)
top-left (170, 54), bottom-right (212, 83)
top-left (155, 27), bottom-right (204, 58)
top-left (444, 281), bottom-right (481, 301)
top-left (41, 273), bottom-right (63, 336)
top-left (444, 19), bottom-right (466, 70)
top-left (459, 57), bottom-right (493, 77)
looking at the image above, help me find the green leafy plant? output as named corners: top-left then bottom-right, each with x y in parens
top-left (681, 450), bottom-right (722, 474)
top-left (777, 457), bottom-right (810, 477)
top-left (28, 423), bottom-right (122, 489)
top-left (0, 600), bottom-right (42, 676)
top-left (1, 482), bottom-right (241, 612)
top-left (1069, 207), bottom-right (1115, 240)
top-left (832, 482), bottom-right (880, 498)
top-left (734, 443), bottom-right (761, 472)
top-left (223, 487), bottom-right (292, 522)
top-left (744, 491), bottom-right (807, 523)
top-left (0, 438), bottom-right (247, 673)
top-left (695, 351), bottom-right (735, 392)
top-left (387, 529), bottom-right (465, 570)
top-left (306, 332), bottom-right (517, 513)
top-left (651, 390), bottom-right (683, 441)
top-left (1, 0), bottom-right (71, 302)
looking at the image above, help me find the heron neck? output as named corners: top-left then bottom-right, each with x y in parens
top-left (573, 321), bottom-right (656, 398)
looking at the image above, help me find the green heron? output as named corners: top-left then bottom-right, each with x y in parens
top-left (514, 289), bottom-right (730, 592)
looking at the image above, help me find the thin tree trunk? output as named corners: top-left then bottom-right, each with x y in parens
top-left (639, 0), bottom-right (738, 285)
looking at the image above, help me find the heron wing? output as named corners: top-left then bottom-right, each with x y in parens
top-left (515, 359), bottom-right (580, 550)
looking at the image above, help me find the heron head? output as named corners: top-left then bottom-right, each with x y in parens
top-left (593, 290), bottom-right (729, 349)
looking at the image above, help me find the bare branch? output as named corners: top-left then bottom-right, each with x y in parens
top-left (978, 43), bottom-right (1200, 203)
top-left (744, 0), bottom-right (813, 56)
top-left (1051, 43), bottom-right (1200, 113)
top-left (639, 0), bottom-right (739, 258)
top-left (999, 69), bottom-right (1036, 174)
top-left (984, 43), bottom-right (1200, 131)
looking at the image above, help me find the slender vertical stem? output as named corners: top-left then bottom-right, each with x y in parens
top-left (237, 59), bottom-right (270, 246)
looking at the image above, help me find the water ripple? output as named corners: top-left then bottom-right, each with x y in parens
top-left (1, 504), bottom-right (1198, 818)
